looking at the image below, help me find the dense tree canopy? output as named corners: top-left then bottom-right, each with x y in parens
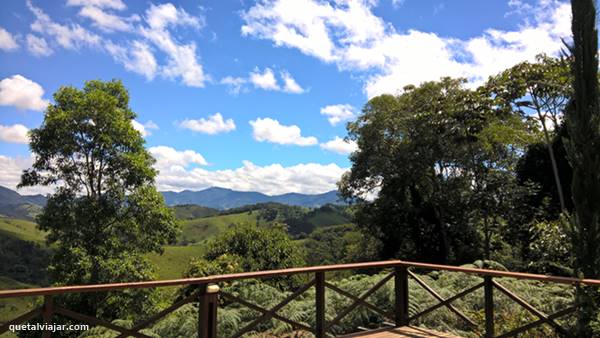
top-left (19, 80), bottom-right (178, 320)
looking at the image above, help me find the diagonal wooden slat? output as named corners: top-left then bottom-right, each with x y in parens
top-left (324, 282), bottom-right (394, 321)
top-left (221, 291), bottom-right (314, 333)
top-left (0, 308), bottom-right (42, 334)
top-left (54, 306), bottom-right (153, 338)
top-left (231, 278), bottom-right (316, 338)
top-left (494, 306), bottom-right (578, 338)
top-left (115, 291), bottom-right (199, 338)
top-left (409, 282), bottom-right (484, 325)
top-left (407, 270), bottom-right (477, 327)
top-left (492, 280), bottom-right (572, 337)
top-left (326, 272), bottom-right (395, 332)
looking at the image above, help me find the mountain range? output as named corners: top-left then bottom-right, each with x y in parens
top-left (0, 186), bottom-right (342, 217)
top-left (161, 187), bottom-right (342, 209)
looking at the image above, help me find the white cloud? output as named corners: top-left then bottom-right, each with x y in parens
top-left (148, 146), bottom-right (208, 170)
top-left (0, 124), bottom-right (29, 144)
top-left (140, 3), bottom-right (207, 87)
top-left (180, 113), bottom-right (236, 135)
top-left (28, 1), bottom-right (101, 50)
top-left (220, 76), bottom-right (247, 95)
top-left (0, 27), bottom-right (19, 51)
top-left (154, 159), bottom-right (347, 195)
top-left (77, 5), bottom-right (133, 32)
top-left (281, 71), bottom-right (305, 93)
top-left (132, 120), bottom-right (159, 137)
top-left (106, 40), bottom-right (158, 80)
top-left (0, 75), bottom-right (49, 111)
top-left (249, 67), bottom-right (280, 90)
top-left (242, 0), bottom-right (572, 98)
top-left (320, 136), bottom-right (357, 155)
top-left (66, 0), bottom-right (126, 10)
top-left (320, 104), bottom-right (355, 126)
top-left (26, 34), bottom-right (53, 57)
top-left (223, 68), bottom-right (305, 94)
top-left (0, 155), bottom-right (51, 195)
top-left (249, 117), bottom-right (318, 146)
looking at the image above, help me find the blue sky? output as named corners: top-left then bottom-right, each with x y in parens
top-left (0, 0), bottom-right (571, 195)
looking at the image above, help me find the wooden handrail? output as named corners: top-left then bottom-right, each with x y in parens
top-left (1, 259), bottom-right (599, 299)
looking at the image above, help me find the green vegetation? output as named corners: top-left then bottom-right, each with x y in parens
top-left (568, 0), bottom-right (600, 334)
top-left (172, 204), bottom-right (219, 220)
top-left (146, 245), bottom-right (205, 280)
top-left (0, 217), bottom-right (46, 244)
top-left (18, 79), bottom-right (179, 324)
top-left (178, 210), bottom-right (259, 244)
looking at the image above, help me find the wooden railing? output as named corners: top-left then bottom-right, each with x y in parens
top-left (1, 260), bottom-right (599, 338)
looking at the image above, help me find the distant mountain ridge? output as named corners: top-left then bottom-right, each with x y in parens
top-left (0, 186), bottom-right (47, 219)
top-left (0, 186), bottom-right (343, 213)
top-left (161, 187), bottom-right (342, 209)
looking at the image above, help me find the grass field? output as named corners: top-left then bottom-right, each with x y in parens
top-left (147, 244), bottom-right (206, 280)
top-left (178, 211), bottom-right (259, 244)
top-left (0, 217), bottom-right (46, 244)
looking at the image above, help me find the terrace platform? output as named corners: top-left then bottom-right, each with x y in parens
top-left (339, 326), bottom-right (461, 338)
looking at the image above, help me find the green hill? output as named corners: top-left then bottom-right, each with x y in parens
top-left (178, 211), bottom-right (259, 244)
top-left (147, 245), bottom-right (206, 279)
top-left (0, 218), bottom-right (46, 244)
top-left (172, 204), bottom-right (219, 220)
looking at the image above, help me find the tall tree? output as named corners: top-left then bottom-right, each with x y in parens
top-left (567, 0), bottom-right (600, 335)
top-left (486, 55), bottom-right (571, 212)
top-left (19, 80), bottom-right (178, 320)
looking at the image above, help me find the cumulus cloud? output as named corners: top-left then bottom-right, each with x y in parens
top-left (0, 75), bottom-right (49, 111)
top-left (249, 118), bottom-right (318, 146)
top-left (0, 27), bottom-right (19, 51)
top-left (281, 70), bottom-right (306, 93)
top-left (148, 146), bottom-right (208, 170)
top-left (26, 34), bottom-right (53, 57)
top-left (132, 120), bottom-right (159, 137)
top-left (180, 113), bottom-right (236, 135)
top-left (154, 159), bottom-right (347, 195)
top-left (320, 136), bottom-right (357, 155)
top-left (241, 0), bottom-right (572, 98)
top-left (249, 67), bottom-right (280, 90)
top-left (0, 124), bottom-right (29, 144)
top-left (0, 155), bottom-right (54, 195)
top-left (320, 104), bottom-right (356, 126)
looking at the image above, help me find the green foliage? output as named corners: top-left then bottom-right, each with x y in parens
top-left (0, 217), bottom-right (46, 244)
top-left (0, 235), bottom-right (50, 285)
top-left (204, 224), bottom-right (305, 273)
top-left (567, 0), bottom-right (600, 334)
top-left (340, 77), bottom-right (536, 264)
top-left (178, 211), bottom-right (259, 244)
top-left (172, 204), bottom-right (220, 220)
top-left (302, 224), bottom-right (379, 266)
top-left (17, 79), bottom-right (179, 325)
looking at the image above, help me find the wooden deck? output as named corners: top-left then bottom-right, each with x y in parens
top-left (338, 326), bottom-right (462, 338)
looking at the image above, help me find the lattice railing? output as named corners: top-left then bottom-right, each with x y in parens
top-left (0, 260), bottom-right (596, 337)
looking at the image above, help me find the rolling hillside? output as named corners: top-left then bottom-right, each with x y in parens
top-left (178, 210), bottom-right (260, 244)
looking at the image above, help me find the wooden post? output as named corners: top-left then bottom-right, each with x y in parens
top-left (394, 266), bottom-right (409, 327)
top-left (42, 295), bottom-right (53, 338)
top-left (315, 271), bottom-right (326, 338)
top-left (198, 283), bottom-right (219, 338)
top-left (484, 276), bottom-right (494, 338)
